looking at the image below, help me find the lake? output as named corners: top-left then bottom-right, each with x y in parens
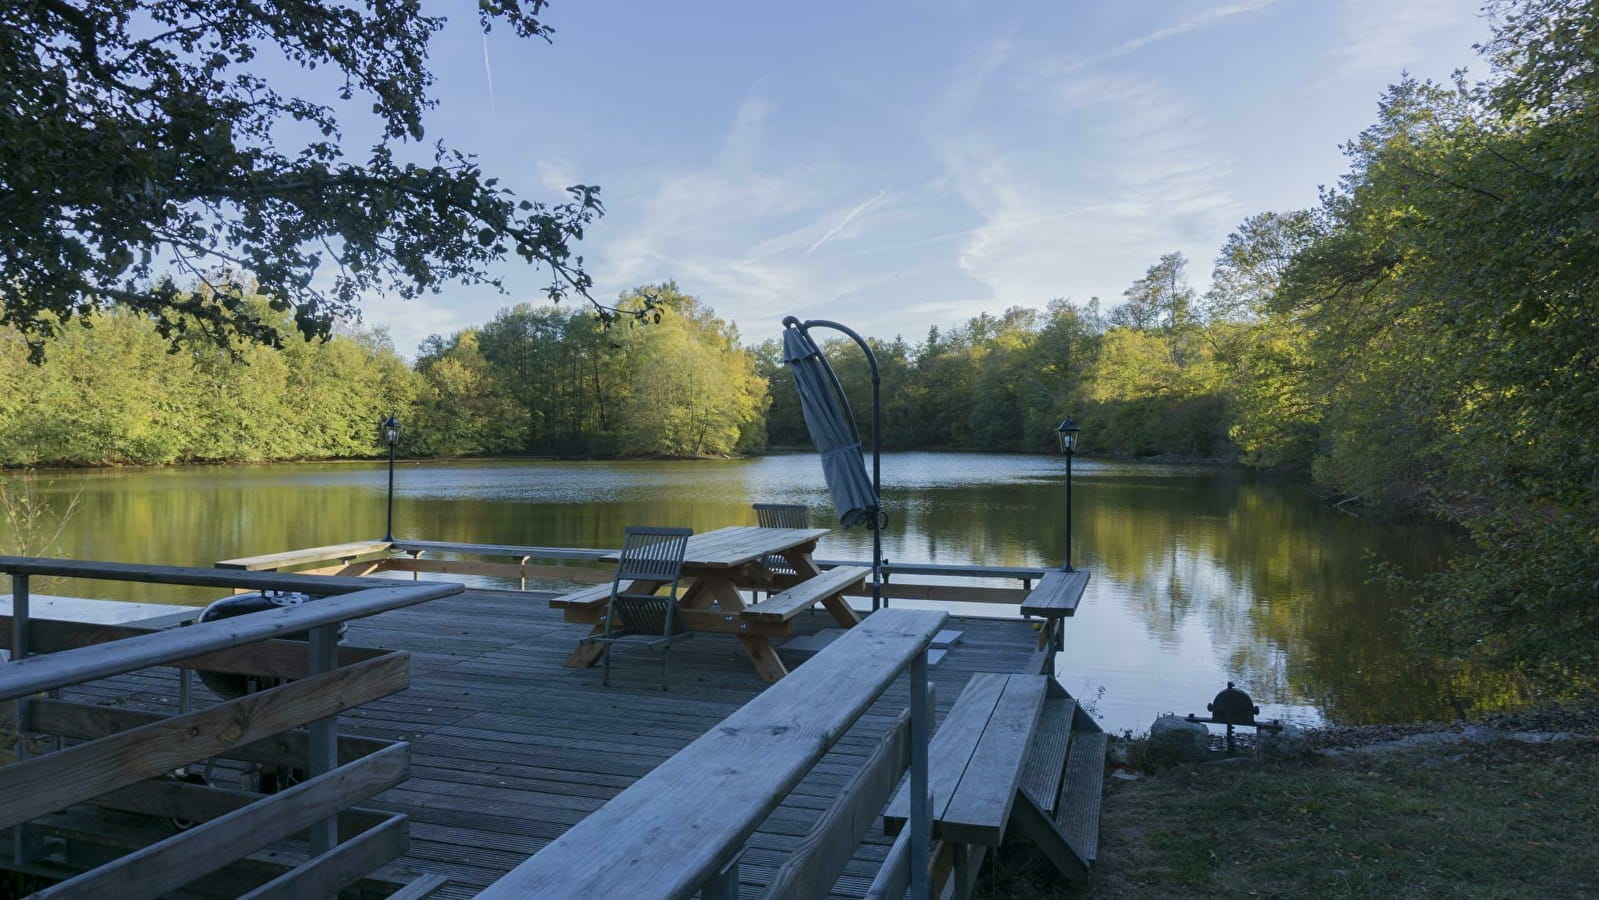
top-left (1, 452), bottom-right (1477, 734)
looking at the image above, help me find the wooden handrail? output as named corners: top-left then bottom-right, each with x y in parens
top-left (0, 555), bottom-right (404, 595)
top-left (477, 608), bottom-right (947, 899)
top-left (0, 581), bottom-right (459, 702)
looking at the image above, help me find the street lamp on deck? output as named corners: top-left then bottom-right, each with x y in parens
top-left (1056, 417), bottom-right (1080, 572)
top-left (380, 414), bottom-right (401, 542)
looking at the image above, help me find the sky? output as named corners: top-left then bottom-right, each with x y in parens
top-left (346, 0), bottom-right (1495, 357)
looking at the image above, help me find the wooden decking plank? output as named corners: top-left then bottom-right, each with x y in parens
top-left (1018, 696), bottom-right (1077, 816)
top-left (1056, 730), bottom-right (1107, 864)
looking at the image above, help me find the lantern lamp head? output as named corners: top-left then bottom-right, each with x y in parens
top-left (1055, 417), bottom-right (1079, 454)
top-left (380, 414), bottom-right (401, 447)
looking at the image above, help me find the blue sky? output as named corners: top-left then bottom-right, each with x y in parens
top-left (350, 0), bottom-right (1492, 356)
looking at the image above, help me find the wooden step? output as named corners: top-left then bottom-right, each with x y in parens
top-left (1055, 729), bottom-right (1107, 864)
top-left (1018, 696), bottom-right (1076, 817)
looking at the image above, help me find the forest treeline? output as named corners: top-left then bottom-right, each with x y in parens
top-left (0, 1), bottom-right (1592, 688)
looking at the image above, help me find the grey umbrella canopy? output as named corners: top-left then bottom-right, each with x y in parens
top-left (781, 324), bottom-right (878, 527)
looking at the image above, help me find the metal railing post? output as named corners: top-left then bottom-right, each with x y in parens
top-left (909, 648), bottom-right (932, 899)
top-left (702, 847), bottom-right (745, 900)
top-left (307, 622), bottom-right (340, 856)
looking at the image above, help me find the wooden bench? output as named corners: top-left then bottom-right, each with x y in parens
top-left (874, 673), bottom-right (1106, 898)
top-left (476, 608), bottom-right (948, 899)
top-left (1020, 570), bottom-right (1090, 619)
top-left (546, 583), bottom-right (613, 612)
top-left (1020, 570), bottom-right (1090, 663)
top-left (883, 673), bottom-right (1048, 845)
top-left (215, 541), bottom-right (395, 572)
top-left (741, 566), bottom-right (870, 623)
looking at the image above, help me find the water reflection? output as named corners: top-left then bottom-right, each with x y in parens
top-left (0, 454), bottom-right (1490, 731)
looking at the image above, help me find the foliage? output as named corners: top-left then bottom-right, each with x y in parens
top-left (0, 471), bottom-right (81, 558)
top-left (0, 0), bottom-right (601, 358)
top-left (0, 301), bottom-right (419, 465)
top-left (1224, 1), bottom-right (1599, 688)
top-left (411, 283), bottom-right (767, 458)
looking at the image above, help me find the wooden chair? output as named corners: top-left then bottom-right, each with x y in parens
top-left (583, 526), bottom-right (694, 690)
top-left (752, 503), bottom-right (809, 581)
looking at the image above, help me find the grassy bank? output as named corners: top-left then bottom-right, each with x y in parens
top-left (978, 733), bottom-right (1599, 898)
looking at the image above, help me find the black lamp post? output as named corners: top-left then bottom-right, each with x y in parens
top-left (380, 414), bottom-right (401, 542)
top-left (1056, 417), bottom-right (1080, 572)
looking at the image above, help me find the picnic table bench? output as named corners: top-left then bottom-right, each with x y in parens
top-left (552, 527), bottom-right (862, 682)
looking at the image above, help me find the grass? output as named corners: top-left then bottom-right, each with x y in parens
top-left (975, 738), bottom-right (1599, 898)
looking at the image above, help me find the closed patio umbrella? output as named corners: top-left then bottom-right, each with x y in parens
top-left (781, 326), bottom-right (876, 527)
top-left (781, 316), bottom-right (883, 610)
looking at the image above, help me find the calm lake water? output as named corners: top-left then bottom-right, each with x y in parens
top-left (2, 452), bottom-right (1476, 733)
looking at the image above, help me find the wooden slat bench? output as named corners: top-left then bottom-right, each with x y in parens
top-left (545, 583), bottom-right (613, 613)
top-left (215, 542), bottom-right (395, 572)
top-left (874, 675), bottom-right (1106, 898)
top-left (1020, 570), bottom-right (1090, 664)
top-left (741, 566), bottom-right (870, 623)
top-left (1019, 570), bottom-right (1090, 619)
top-left (883, 673), bottom-right (1048, 845)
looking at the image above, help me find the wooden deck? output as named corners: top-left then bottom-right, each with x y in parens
top-left (54, 589), bottom-right (1044, 898)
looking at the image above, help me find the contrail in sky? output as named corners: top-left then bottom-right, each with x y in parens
top-left (482, 34), bottom-right (498, 114)
top-left (807, 189), bottom-right (887, 254)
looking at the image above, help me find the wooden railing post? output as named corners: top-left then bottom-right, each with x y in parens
top-left (307, 621), bottom-right (340, 856)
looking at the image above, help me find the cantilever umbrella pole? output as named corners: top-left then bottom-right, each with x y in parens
top-left (782, 316), bottom-right (883, 611)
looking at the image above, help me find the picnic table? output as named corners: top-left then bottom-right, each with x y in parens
top-left (552, 526), bottom-right (866, 682)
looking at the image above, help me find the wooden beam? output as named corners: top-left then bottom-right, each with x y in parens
top-left (385, 557), bottom-right (609, 583)
top-left (477, 608), bottom-right (947, 899)
top-left (91, 778), bottom-right (395, 841)
top-left (0, 652), bottom-right (409, 830)
top-left (29, 698), bottom-right (395, 771)
top-left (389, 539), bottom-right (612, 560)
top-left (0, 556), bottom-right (399, 594)
top-left (173, 641), bottom-right (390, 680)
top-left (235, 813), bottom-right (409, 900)
top-left (761, 708), bottom-right (912, 899)
top-left (0, 583), bottom-right (447, 701)
top-left (32, 743), bottom-right (409, 900)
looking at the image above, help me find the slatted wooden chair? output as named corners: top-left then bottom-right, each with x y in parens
top-left (753, 503), bottom-right (809, 579)
top-left (583, 526), bottom-right (694, 690)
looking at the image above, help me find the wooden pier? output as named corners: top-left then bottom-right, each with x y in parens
top-left (7, 584), bottom-right (1046, 897)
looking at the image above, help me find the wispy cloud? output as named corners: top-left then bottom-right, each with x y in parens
top-left (1062, 0), bottom-right (1282, 74)
top-left (1333, 0), bottom-right (1483, 77)
top-left (590, 91), bottom-right (916, 336)
top-left (924, 57), bottom-right (1242, 317)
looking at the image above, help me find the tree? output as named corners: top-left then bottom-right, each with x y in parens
top-left (0, 1), bottom-right (603, 359)
top-left (1110, 252), bottom-right (1195, 331)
